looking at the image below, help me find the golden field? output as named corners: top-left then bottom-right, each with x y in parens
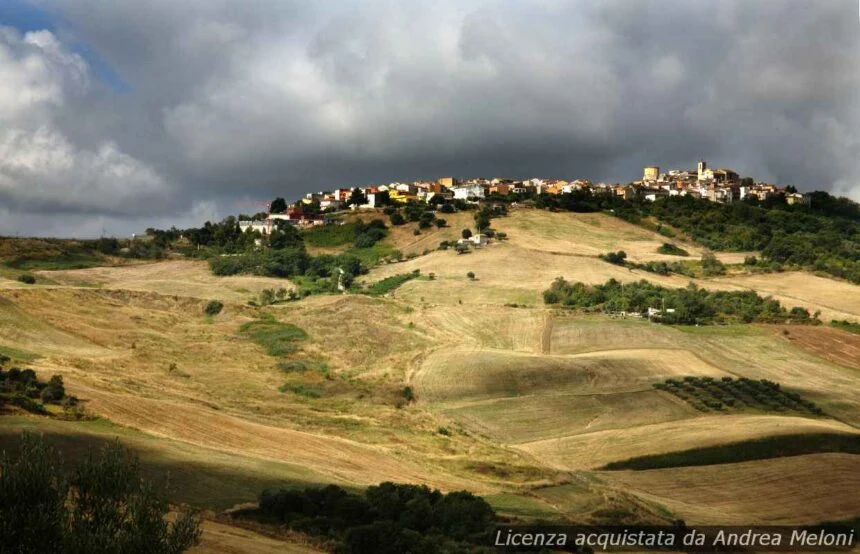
top-left (1, 207), bottom-right (858, 550)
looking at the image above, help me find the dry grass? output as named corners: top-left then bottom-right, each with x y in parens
top-left (708, 271), bottom-right (860, 321)
top-left (37, 260), bottom-right (293, 303)
top-left (602, 453), bottom-right (860, 525)
top-left (517, 415), bottom-right (857, 471)
top-left (192, 520), bottom-right (323, 554)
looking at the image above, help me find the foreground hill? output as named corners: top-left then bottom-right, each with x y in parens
top-left (1, 207), bottom-right (858, 550)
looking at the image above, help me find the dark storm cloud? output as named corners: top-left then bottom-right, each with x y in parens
top-left (0, 0), bottom-right (857, 237)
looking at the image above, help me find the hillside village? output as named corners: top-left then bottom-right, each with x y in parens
top-left (240, 158), bottom-right (808, 232)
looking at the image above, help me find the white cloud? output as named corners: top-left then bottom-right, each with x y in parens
top-left (0, 26), bottom-right (172, 221)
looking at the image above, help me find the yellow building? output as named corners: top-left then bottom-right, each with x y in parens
top-left (643, 166), bottom-right (659, 181)
top-left (389, 190), bottom-right (418, 204)
top-left (437, 177), bottom-right (455, 188)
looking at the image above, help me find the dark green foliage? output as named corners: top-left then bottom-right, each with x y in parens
top-left (16, 274), bottom-right (36, 284)
top-left (599, 251), bottom-right (627, 265)
top-left (239, 319), bottom-right (307, 357)
top-left (0, 367), bottom-right (73, 413)
top-left (466, 271), bottom-right (476, 280)
top-left (830, 319), bottom-right (860, 334)
top-left (303, 220), bottom-right (386, 248)
top-left (0, 433), bottom-right (201, 553)
top-left (347, 188), bottom-right (367, 206)
top-left (461, 229), bottom-right (472, 240)
top-left (602, 433), bottom-right (859, 470)
top-left (656, 243), bottom-right (689, 256)
top-left (543, 277), bottom-right (818, 325)
top-left (203, 300), bottom-right (223, 316)
top-left (700, 252), bottom-right (726, 276)
top-left (402, 386), bottom-right (415, 403)
top-left (389, 212), bottom-right (405, 226)
top-left (654, 376), bottom-right (823, 415)
top-left (249, 482), bottom-right (495, 553)
top-left (529, 191), bottom-right (860, 284)
top-left (279, 383), bottom-right (324, 398)
top-left (269, 197), bottom-right (288, 214)
top-left (365, 270), bottom-right (420, 296)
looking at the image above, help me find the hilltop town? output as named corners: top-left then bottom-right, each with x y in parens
top-left (240, 159), bottom-right (808, 231)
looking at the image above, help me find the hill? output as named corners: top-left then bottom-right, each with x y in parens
top-left (1, 206), bottom-right (858, 550)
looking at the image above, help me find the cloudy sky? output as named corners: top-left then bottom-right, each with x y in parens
top-left (0, 0), bottom-right (858, 237)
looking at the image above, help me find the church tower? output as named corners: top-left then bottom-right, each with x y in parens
top-left (697, 160), bottom-right (707, 180)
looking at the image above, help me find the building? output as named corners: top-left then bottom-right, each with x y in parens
top-left (643, 166), bottom-right (660, 182)
top-left (438, 177), bottom-right (456, 188)
top-left (451, 185), bottom-right (485, 200)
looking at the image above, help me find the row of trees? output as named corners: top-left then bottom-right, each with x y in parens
top-left (249, 482), bottom-right (496, 553)
top-left (543, 278), bottom-right (818, 325)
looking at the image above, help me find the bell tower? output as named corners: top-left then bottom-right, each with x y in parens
top-left (697, 160), bottom-right (707, 180)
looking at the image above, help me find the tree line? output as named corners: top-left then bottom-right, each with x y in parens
top-left (240, 481), bottom-right (498, 553)
top-left (543, 278), bottom-right (818, 325)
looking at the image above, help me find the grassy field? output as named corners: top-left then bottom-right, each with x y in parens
top-left (1, 206), bottom-right (859, 542)
top-left (602, 433), bottom-right (860, 470)
top-left (603, 453), bottom-right (860, 525)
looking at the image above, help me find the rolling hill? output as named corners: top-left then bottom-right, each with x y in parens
top-left (1, 206), bottom-right (858, 550)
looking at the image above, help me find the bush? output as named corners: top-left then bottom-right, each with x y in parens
top-left (599, 251), bottom-right (627, 265)
top-left (0, 433), bottom-right (200, 553)
top-left (657, 243), bottom-right (689, 256)
top-left (17, 274), bottom-right (36, 284)
top-left (204, 300), bottom-right (224, 316)
top-left (461, 229), bottom-right (472, 240)
top-left (389, 213), bottom-right (405, 226)
top-left (466, 271), bottom-right (475, 280)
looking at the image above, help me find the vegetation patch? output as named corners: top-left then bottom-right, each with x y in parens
top-left (302, 219), bottom-right (388, 249)
top-left (239, 318), bottom-right (307, 357)
top-left (602, 433), bottom-right (860, 470)
top-left (233, 482), bottom-right (496, 553)
top-left (653, 376), bottom-right (825, 415)
top-left (365, 270), bottom-right (421, 296)
top-left (203, 300), bottom-right (224, 316)
top-left (831, 319), bottom-right (860, 335)
top-left (0, 359), bottom-right (80, 418)
top-left (0, 433), bottom-right (200, 552)
top-left (278, 383), bottom-right (325, 398)
top-left (657, 243), bottom-right (689, 256)
top-left (544, 278), bottom-right (819, 325)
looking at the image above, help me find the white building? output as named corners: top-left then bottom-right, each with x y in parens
top-left (451, 185), bottom-right (485, 200)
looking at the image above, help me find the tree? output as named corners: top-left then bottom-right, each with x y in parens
top-left (389, 212), bottom-right (405, 226)
top-left (474, 211), bottom-right (490, 232)
top-left (348, 188), bottom-right (368, 206)
top-left (204, 300), bottom-right (224, 316)
top-left (434, 218), bottom-right (446, 228)
top-left (466, 272), bottom-right (475, 280)
top-left (461, 229), bottom-right (472, 240)
top-left (0, 433), bottom-right (200, 553)
top-left (269, 197), bottom-right (288, 214)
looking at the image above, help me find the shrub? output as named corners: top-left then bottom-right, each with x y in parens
top-left (17, 274), bottom-right (36, 285)
top-left (461, 229), bottom-right (472, 240)
top-left (204, 300), bottom-right (224, 316)
top-left (466, 271), bottom-right (475, 280)
top-left (599, 251), bottom-right (627, 265)
top-left (0, 433), bottom-right (200, 552)
top-left (657, 243), bottom-right (689, 256)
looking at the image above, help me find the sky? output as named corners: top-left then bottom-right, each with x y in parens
top-left (0, 0), bottom-right (858, 238)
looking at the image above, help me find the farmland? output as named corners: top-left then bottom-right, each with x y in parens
top-left (1, 207), bottom-right (858, 550)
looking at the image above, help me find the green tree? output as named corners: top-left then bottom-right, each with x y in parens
top-left (0, 433), bottom-right (200, 553)
top-left (461, 229), bottom-right (472, 240)
top-left (269, 197), bottom-right (288, 214)
top-left (348, 188), bottom-right (368, 206)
